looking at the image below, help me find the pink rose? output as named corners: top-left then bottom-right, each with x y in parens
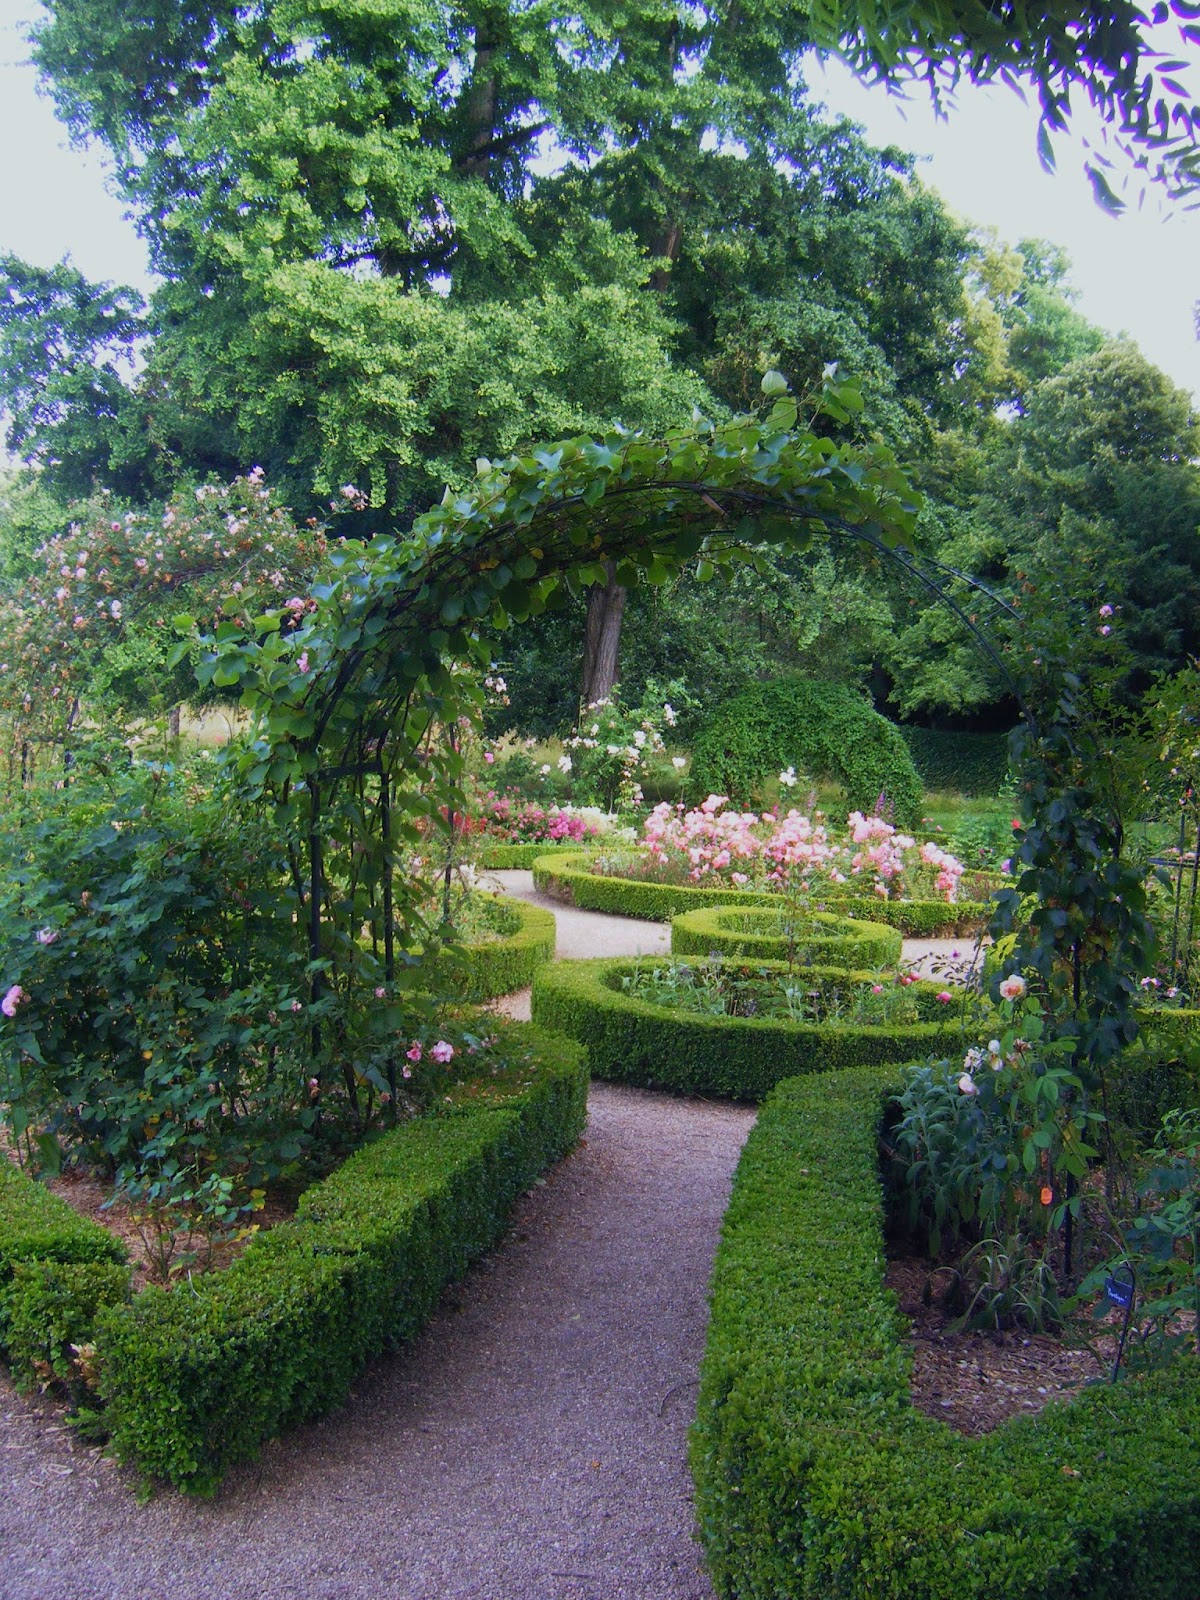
top-left (431, 1040), bottom-right (454, 1064)
top-left (2, 984), bottom-right (26, 1018)
top-left (936, 991), bottom-right (952, 1004)
top-left (406, 1043), bottom-right (422, 1063)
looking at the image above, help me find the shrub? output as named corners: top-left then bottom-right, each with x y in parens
top-left (689, 676), bottom-right (923, 824)
top-left (7, 1259), bottom-right (132, 1395)
top-left (531, 958), bottom-right (968, 1101)
top-left (476, 841), bottom-right (582, 869)
top-left (97, 1023), bottom-right (587, 1494)
top-left (422, 896), bottom-right (556, 999)
top-left (0, 1160), bottom-right (127, 1345)
top-left (670, 906), bottom-right (902, 969)
top-left (691, 1064), bottom-right (1200, 1599)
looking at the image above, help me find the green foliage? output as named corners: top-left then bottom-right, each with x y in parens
top-left (97, 1024), bottom-right (587, 1494)
top-left (421, 896), bottom-right (556, 1001)
top-left (534, 850), bottom-right (993, 936)
top-left (900, 727), bottom-right (1012, 796)
top-left (475, 841), bottom-right (580, 869)
top-left (670, 905), bottom-right (902, 969)
top-left (530, 957), bottom-right (967, 1101)
top-left (6, 1259), bottom-right (131, 1396)
top-left (0, 1160), bottom-right (127, 1351)
top-left (689, 675), bottom-right (924, 824)
top-left (691, 1065), bottom-right (1200, 1600)
top-left (0, 745), bottom-right (314, 1206)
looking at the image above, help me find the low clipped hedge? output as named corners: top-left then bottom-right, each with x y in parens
top-left (0, 1160), bottom-right (128, 1350)
top-left (691, 1064), bottom-right (1200, 1599)
top-left (530, 958), bottom-right (967, 1101)
top-left (422, 894), bottom-right (556, 999)
top-left (96, 1024), bottom-right (587, 1495)
top-left (533, 852), bottom-right (996, 937)
top-left (671, 906), bottom-right (902, 969)
top-left (476, 840), bottom-right (584, 870)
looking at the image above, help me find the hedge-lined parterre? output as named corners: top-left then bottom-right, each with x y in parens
top-left (530, 958), bottom-right (969, 1101)
top-left (420, 894), bottom-right (556, 999)
top-left (532, 851), bottom-right (998, 936)
top-left (691, 1063), bottom-right (1200, 1599)
top-left (671, 905), bottom-right (902, 969)
top-left (95, 1024), bottom-right (588, 1494)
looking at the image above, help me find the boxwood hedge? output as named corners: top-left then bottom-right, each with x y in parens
top-left (96, 1024), bottom-right (588, 1495)
top-left (476, 841), bottom-right (582, 870)
top-left (533, 852), bottom-right (996, 937)
top-left (0, 1160), bottom-right (128, 1349)
top-left (691, 1063), bottom-right (1200, 1599)
top-left (421, 894), bottom-right (556, 999)
top-left (530, 958), bottom-right (968, 1101)
top-left (671, 906), bottom-right (902, 969)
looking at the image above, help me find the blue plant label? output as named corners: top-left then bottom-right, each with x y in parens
top-left (1105, 1275), bottom-right (1134, 1309)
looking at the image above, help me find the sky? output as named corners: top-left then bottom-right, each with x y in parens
top-left (1, 0), bottom-right (1198, 403)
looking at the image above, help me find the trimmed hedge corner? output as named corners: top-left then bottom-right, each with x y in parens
top-left (423, 894), bottom-right (556, 998)
top-left (671, 906), bottom-right (902, 969)
top-left (531, 958), bottom-right (968, 1101)
top-left (691, 1064), bottom-right (1200, 1600)
top-left (96, 1024), bottom-right (588, 1494)
top-left (0, 1160), bottom-right (128, 1347)
top-left (533, 852), bottom-right (995, 936)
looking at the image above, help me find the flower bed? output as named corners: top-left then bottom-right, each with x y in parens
top-left (691, 1063), bottom-right (1200, 1599)
top-left (421, 894), bottom-right (556, 998)
top-left (530, 958), bottom-right (968, 1100)
top-left (95, 1022), bottom-right (587, 1494)
top-left (670, 905), bottom-right (903, 969)
top-left (533, 852), bottom-right (996, 936)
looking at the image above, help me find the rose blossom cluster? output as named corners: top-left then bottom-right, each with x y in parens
top-left (629, 800), bottom-right (966, 901)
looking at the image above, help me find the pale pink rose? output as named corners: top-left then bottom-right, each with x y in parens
top-left (958, 1072), bottom-right (978, 1096)
top-left (297, 652), bottom-right (310, 673)
top-left (2, 985), bottom-right (26, 1018)
top-left (431, 1040), bottom-right (454, 1064)
top-left (406, 1043), bottom-right (422, 1063)
top-left (1099, 604), bottom-right (1114, 618)
top-left (375, 986), bottom-right (386, 999)
top-left (35, 928), bottom-right (58, 946)
top-left (936, 991), bottom-right (953, 1004)
top-left (999, 974), bottom-right (1027, 1001)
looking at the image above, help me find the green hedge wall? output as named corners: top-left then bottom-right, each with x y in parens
top-left (691, 1064), bottom-right (1200, 1599)
top-left (476, 841), bottom-right (583, 870)
top-left (530, 958), bottom-right (968, 1101)
top-left (900, 726), bottom-right (1013, 795)
top-left (0, 1160), bottom-right (128, 1349)
top-left (533, 853), bottom-right (995, 937)
top-left (422, 895), bottom-right (556, 999)
top-left (97, 1025), bottom-right (588, 1495)
top-left (671, 906), bottom-right (903, 969)
top-left (689, 676), bottom-right (924, 825)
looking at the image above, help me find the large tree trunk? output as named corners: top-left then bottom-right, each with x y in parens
top-left (580, 562), bottom-right (626, 707)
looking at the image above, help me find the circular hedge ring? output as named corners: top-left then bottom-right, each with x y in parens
top-left (671, 905), bottom-right (903, 968)
top-left (530, 956), bottom-right (970, 1101)
top-left (532, 851), bottom-right (997, 936)
top-left (422, 895), bottom-right (556, 1000)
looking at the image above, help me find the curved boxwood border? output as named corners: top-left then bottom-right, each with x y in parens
top-left (531, 957), bottom-right (968, 1101)
top-left (671, 906), bottom-right (903, 969)
top-left (96, 1023), bottom-right (587, 1494)
top-left (477, 840), bottom-right (585, 870)
top-left (422, 894), bottom-right (556, 999)
top-left (691, 1063), bottom-right (1200, 1599)
top-left (533, 851), bottom-right (995, 937)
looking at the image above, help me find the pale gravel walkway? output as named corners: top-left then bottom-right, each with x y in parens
top-left (0, 878), bottom-right (754, 1600)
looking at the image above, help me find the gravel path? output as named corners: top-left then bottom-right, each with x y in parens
top-left (0, 878), bottom-right (753, 1600)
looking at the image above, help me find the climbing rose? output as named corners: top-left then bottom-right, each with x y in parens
top-left (406, 1042), bottom-right (422, 1063)
top-left (2, 985), bottom-right (26, 1017)
top-left (999, 974), bottom-right (1027, 1001)
top-left (431, 1040), bottom-right (455, 1064)
top-left (34, 928), bottom-right (58, 945)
